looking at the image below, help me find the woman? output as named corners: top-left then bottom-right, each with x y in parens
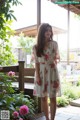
top-left (31, 23), bottom-right (61, 120)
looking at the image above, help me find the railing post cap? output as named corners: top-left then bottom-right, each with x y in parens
top-left (18, 61), bottom-right (25, 63)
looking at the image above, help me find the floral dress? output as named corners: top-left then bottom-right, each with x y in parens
top-left (31, 40), bottom-right (61, 98)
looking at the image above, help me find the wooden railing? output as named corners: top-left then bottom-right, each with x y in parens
top-left (0, 61), bottom-right (41, 112)
top-left (0, 61), bottom-right (24, 91)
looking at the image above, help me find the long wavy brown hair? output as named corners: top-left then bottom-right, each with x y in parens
top-left (35, 23), bottom-right (53, 57)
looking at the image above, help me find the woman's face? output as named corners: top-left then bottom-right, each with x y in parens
top-left (44, 27), bottom-right (52, 40)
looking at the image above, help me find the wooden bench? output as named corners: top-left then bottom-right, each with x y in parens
top-left (0, 61), bottom-right (41, 113)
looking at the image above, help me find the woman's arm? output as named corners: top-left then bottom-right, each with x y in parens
top-left (35, 63), bottom-right (42, 86)
top-left (31, 46), bottom-right (42, 85)
top-left (54, 41), bottom-right (60, 64)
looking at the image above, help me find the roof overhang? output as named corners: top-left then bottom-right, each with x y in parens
top-left (14, 25), bottom-right (66, 37)
top-left (49, 0), bottom-right (80, 15)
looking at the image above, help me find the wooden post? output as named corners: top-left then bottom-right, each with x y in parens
top-left (30, 0), bottom-right (42, 112)
top-left (18, 61), bottom-right (25, 92)
top-left (67, 3), bottom-right (70, 65)
top-left (37, 0), bottom-right (41, 112)
top-left (37, 0), bottom-right (41, 29)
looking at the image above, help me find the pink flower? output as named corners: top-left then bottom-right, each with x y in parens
top-left (33, 90), bottom-right (36, 95)
top-left (8, 71), bottom-right (15, 77)
top-left (13, 111), bottom-right (19, 118)
top-left (44, 54), bottom-right (49, 60)
top-left (19, 105), bottom-right (29, 115)
top-left (19, 118), bottom-right (23, 120)
top-left (53, 80), bottom-right (59, 88)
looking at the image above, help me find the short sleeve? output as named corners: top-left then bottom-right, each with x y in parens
top-left (31, 46), bottom-right (39, 63)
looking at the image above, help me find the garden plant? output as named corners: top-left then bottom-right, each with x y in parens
top-left (0, 71), bottom-right (35, 120)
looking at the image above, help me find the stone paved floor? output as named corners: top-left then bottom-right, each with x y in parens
top-left (55, 105), bottom-right (80, 120)
top-left (36, 105), bottom-right (80, 120)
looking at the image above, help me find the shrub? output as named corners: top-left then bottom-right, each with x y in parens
top-left (57, 95), bottom-right (69, 107)
top-left (57, 80), bottom-right (80, 107)
top-left (77, 80), bottom-right (80, 86)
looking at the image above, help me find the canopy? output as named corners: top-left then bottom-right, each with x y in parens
top-left (50, 0), bottom-right (80, 15)
top-left (15, 25), bottom-right (66, 37)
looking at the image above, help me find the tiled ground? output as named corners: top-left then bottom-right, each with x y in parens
top-left (35, 98), bottom-right (80, 120)
top-left (35, 105), bottom-right (80, 120)
top-left (55, 105), bottom-right (80, 120)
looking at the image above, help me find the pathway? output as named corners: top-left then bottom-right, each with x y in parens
top-left (55, 105), bottom-right (80, 120)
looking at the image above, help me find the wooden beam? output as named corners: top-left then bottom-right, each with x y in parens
top-left (70, 4), bottom-right (80, 15)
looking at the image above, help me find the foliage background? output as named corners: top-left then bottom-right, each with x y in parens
top-left (0, 0), bottom-right (22, 66)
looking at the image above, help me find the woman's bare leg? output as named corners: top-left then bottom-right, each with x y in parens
top-left (50, 97), bottom-right (56, 120)
top-left (41, 97), bottom-right (49, 120)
